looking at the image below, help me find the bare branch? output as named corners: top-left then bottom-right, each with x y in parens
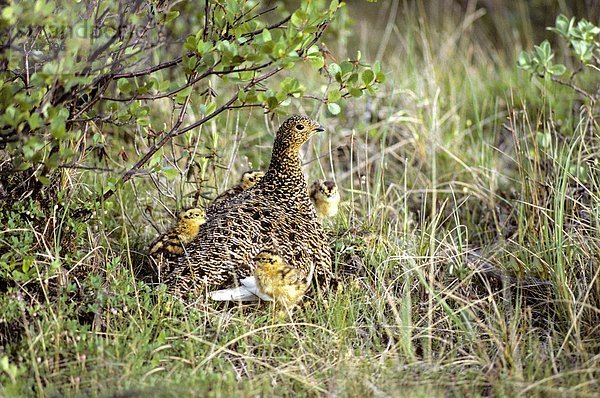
top-left (100, 61), bottom-right (276, 103)
top-left (540, 74), bottom-right (598, 103)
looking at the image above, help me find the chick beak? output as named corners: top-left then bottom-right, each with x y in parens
top-left (315, 126), bottom-right (325, 133)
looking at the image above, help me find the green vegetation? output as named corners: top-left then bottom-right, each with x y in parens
top-left (1, 1), bottom-right (598, 396)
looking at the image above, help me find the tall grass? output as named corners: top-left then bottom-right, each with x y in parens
top-left (1, 1), bottom-right (598, 397)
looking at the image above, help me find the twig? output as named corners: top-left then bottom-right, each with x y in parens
top-left (243, 14), bottom-right (291, 38)
top-left (74, 67), bottom-right (279, 216)
top-left (71, 11), bottom-right (331, 218)
top-left (542, 74), bottom-right (597, 102)
top-left (101, 61), bottom-right (279, 103)
top-left (112, 56), bottom-right (184, 79)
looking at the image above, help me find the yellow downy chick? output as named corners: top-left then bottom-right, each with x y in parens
top-left (309, 180), bottom-right (340, 219)
top-left (208, 250), bottom-right (311, 309)
top-left (210, 170), bottom-right (265, 208)
top-left (149, 208), bottom-right (207, 255)
top-left (239, 170), bottom-right (265, 190)
top-left (254, 250), bottom-right (309, 308)
top-left (147, 208), bottom-right (206, 281)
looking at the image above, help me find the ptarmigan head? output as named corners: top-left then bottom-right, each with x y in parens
top-left (274, 115), bottom-right (324, 152)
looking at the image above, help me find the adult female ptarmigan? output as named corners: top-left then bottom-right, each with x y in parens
top-left (165, 115), bottom-right (335, 298)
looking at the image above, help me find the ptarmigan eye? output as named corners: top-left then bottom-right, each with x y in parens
top-left (295, 124), bottom-right (304, 130)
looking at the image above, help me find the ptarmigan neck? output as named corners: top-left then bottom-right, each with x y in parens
top-left (265, 145), bottom-right (308, 196)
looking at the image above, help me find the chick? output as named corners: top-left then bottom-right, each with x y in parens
top-left (239, 170), bottom-right (265, 190)
top-left (309, 180), bottom-right (340, 219)
top-left (147, 207), bottom-right (206, 281)
top-left (209, 170), bottom-right (265, 209)
top-left (209, 250), bottom-right (312, 308)
top-left (254, 250), bottom-right (310, 308)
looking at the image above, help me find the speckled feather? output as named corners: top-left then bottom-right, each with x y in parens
top-left (165, 116), bottom-right (335, 296)
top-left (208, 170), bottom-right (265, 212)
top-left (147, 208), bottom-right (206, 282)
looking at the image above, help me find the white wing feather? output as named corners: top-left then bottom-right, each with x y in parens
top-left (208, 276), bottom-right (273, 301)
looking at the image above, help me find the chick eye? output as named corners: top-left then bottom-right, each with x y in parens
top-left (295, 124), bottom-right (304, 130)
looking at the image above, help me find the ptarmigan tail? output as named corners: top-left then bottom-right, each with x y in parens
top-left (208, 276), bottom-right (273, 301)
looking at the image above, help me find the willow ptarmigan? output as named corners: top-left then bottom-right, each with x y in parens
top-left (209, 249), bottom-right (311, 308)
top-left (147, 207), bottom-right (206, 282)
top-left (208, 170), bottom-right (265, 211)
top-left (165, 115), bottom-right (335, 297)
top-left (309, 180), bottom-right (340, 219)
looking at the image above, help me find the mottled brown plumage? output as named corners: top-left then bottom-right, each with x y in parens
top-left (147, 208), bottom-right (206, 282)
top-left (309, 180), bottom-right (340, 219)
top-left (208, 170), bottom-right (265, 211)
top-left (165, 115), bottom-right (334, 297)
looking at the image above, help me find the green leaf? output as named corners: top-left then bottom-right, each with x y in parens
top-left (196, 40), bottom-right (208, 54)
top-left (534, 40), bottom-right (553, 65)
top-left (328, 63), bottom-right (341, 78)
top-left (22, 256), bottom-right (34, 273)
top-left (164, 10), bottom-right (179, 23)
top-left (572, 41), bottom-right (593, 62)
top-left (349, 87), bottom-right (363, 97)
top-left (266, 96), bottom-right (279, 110)
top-left (361, 69), bottom-right (375, 85)
top-left (117, 79), bottom-right (131, 94)
top-left (28, 113), bottom-right (43, 130)
top-left (327, 90), bottom-right (341, 102)
top-left (540, 40), bottom-right (551, 57)
top-left (0, 356), bottom-right (8, 371)
top-left (148, 152), bottom-right (163, 169)
top-left (291, 9), bottom-right (307, 27)
top-left (308, 54), bottom-right (324, 69)
top-left (183, 36), bottom-right (196, 51)
top-left (205, 102), bottom-right (217, 115)
top-left (547, 63), bottom-right (566, 76)
top-left (329, 0), bottom-right (340, 15)
top-left (238, 88), bottom-right (246, 102)
top-left (261, 29), bottom-right (272, 42)
top-left (551, 15), bottom-right (570, 37)
top-left (517, 51), bottom-right (531, 69)
top-left (175, 86), bottom-right (193, 104)
top-left (162, 167), bottom-right (179, 179)
top-left (37, 175), bottom-right (51, 185)
top-left (340, 60), bottom-right (353, 75)
top-left (327, 102), bottom-right (341, 115)
top-left (347, 73), bottom-right (358, 85)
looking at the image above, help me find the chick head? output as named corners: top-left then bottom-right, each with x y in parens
top-left (178, 208), bottom-right (206, 227)
top-left (240, 170), bottom-right (265, 190)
